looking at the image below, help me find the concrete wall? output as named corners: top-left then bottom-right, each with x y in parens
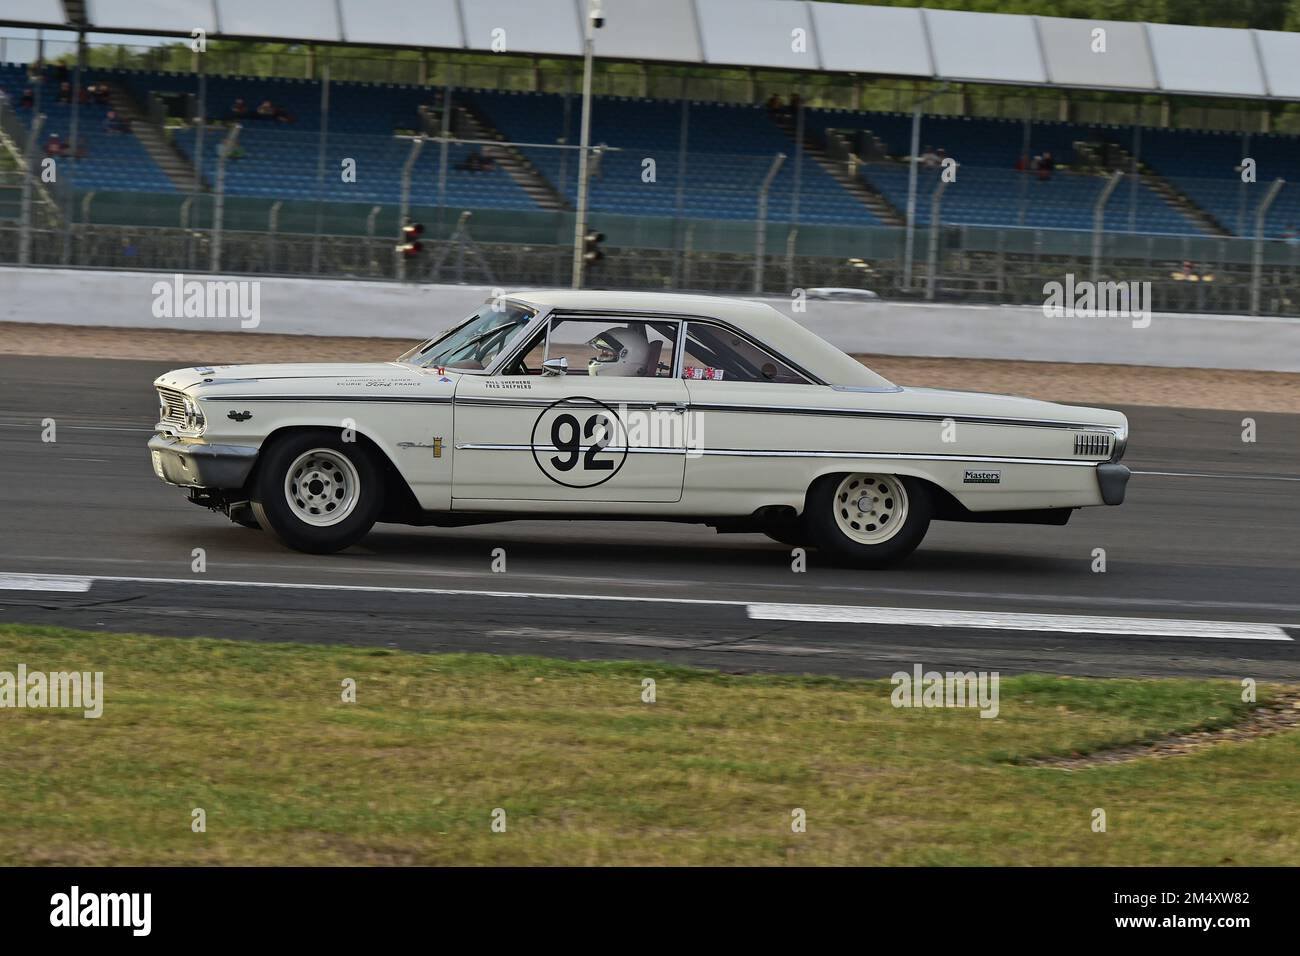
top-left (2, 267), bottom-right (1298, 372)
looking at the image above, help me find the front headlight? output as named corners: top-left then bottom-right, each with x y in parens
top-left (182, 397), bottom-right (207, 435)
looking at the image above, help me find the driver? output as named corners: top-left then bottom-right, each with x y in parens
top-left (586, 324), bottom-right (656, 376)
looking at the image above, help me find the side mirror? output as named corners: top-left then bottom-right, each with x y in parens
top-left (542, 356), bottom-right (568, 377)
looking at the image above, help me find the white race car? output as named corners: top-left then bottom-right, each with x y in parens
top-left (148, 290), bottom-right (1130, 565)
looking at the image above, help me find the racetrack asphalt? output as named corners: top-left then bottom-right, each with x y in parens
top-left (0, 355), bottom-right (1297, 680)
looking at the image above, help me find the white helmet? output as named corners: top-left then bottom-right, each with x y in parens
top-left (587, 325), bottom-right (654, 376)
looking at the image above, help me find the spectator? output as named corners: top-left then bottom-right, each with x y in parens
top-left (1038, 150), bottom-right (1055, 181)
top-left (20, 87), bottom-right (34, 109)
top-left (103, 110), bottom-right (130, 134)
top-left (920, 145), bottom-right (939, 168)
top-left (58, 81), bottom-right (71, 104)
top-left (55, 62), bottom-right (69, 84)
top-left (765, 93), bottom-right (783, 117)
top-left (95, 83), bottom-right (111, 105)
top-left (44, 133), bottom-right (64, 157)
top-left (457, 150), bottom-right (493, 172)
top-left (231, 97), bottom-right (247, 118)
top-left (256, 99), bottom-right (275, 119)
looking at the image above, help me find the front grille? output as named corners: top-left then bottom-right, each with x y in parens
top-left (1073, 432), bottom-right (1112, 457)
top-left (157, 388), bottom-right (188, 428)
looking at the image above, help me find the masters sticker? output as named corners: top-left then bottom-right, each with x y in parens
top-left (963, 469), bottom-right (1001, 484)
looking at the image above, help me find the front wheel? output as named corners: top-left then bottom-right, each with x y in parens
top-left (802, 473), bottom-right (931, 567)
top-left (228, 501), bottom-right (260, 529)
top-left (250, 431), bottom-right (383, 553)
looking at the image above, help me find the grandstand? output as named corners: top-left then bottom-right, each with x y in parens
top-left (3, 0), bottom-right (1300, 314)
top-left (8, 62), bottom-right (1300, 237)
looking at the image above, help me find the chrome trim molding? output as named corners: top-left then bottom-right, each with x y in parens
top-left (452, 396), bottom-right (1122, 433)
top-left (457, 443), bottom-right (682, 455)
top-left (455, 443), bottom-right (1094, 467)
top-left (454, 397), bottom-right (666, 411)
top-left (688, 402), bottom-right (1124, 431)
top-left (207, 395), bottom-right (454, 405)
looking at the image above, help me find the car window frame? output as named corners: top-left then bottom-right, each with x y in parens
top-left (678, 320), bottom-right (816, 386)
top-left (487, 307), bottom-right (827, 386)
top-left (496, 311), bottom-right (686, 379)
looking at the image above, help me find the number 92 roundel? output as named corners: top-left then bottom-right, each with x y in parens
top-left (530, 397), bottom-right (629, 489)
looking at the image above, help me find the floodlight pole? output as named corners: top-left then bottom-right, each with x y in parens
top-left (902, 83), bottom-right (947, 293)
top-left (267, 200), bottom-right (283, 271)
top-left (18, 113), bottom-right (44, 266)
top-left (311, 64), bottom-right (330, 275)
top-left (753, 152), bottom-right (786, 294)
top-left (571, 0), bottom-right (601, 289)
top-left (1090, 170), bottom-right (1123, 284)
top-left (925, 176), bottom-right (949, 301)
top-left (62, 30), bottom-right (86, 264)
top-left (1251, 178), bottom-right (1285, 316)
top-left (396, 135), bottom-right (426, 282)
top-left (210, 123), bottom-right (240, 273)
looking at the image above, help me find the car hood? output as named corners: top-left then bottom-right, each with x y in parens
top-left (154, 362), bottom-right (446, 393)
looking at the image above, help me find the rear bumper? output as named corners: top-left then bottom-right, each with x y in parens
top-left (148, 434), bottom-right (258, 489)
top-left (1096, 463), bottom-right (1131, 505)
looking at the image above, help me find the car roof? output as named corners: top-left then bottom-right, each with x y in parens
top-left (501, 290), bottom-right (895, 389)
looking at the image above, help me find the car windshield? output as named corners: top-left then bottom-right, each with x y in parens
top-left (400, 303), bottom-right (536, 370)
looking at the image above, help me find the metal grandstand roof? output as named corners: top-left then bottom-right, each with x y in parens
top-left (6, 1), bottom-right (1300, 102)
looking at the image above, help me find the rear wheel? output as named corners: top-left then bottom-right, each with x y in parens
top-left (803, 472), bottom-right (931, 567)
top-left (250, 431), bottom-right (383, 553)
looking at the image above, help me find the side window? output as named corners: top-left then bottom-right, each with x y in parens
top-left (539, 317), bottom-right (679, 378)
top-left (680, 323), bottom-right (808, 384)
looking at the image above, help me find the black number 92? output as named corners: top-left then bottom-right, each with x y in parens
top-left (549, 413), bottom-right (615, 472)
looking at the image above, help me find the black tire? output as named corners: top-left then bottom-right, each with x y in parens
top-left (250, 430), bottom-right (383, 554)
top-left (761, 512), bottom-right (806, 547)
top-left (228, 501), bottom-right (260, 529)
top-left (802, 473), bottom-right (931, 568)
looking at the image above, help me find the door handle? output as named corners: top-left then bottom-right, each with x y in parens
top-left (652, 402), bottom-right (687, 412)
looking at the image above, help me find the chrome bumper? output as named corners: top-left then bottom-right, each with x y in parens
top-left (148, 435), bottom-right (259, 490)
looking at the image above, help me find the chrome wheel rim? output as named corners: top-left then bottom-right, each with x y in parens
top-left (284, 448), bottom-right (360, 527)
top-left (833, 473), bottom-right (908, 545)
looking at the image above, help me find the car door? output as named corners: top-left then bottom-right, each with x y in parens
top-left (676, 320), bottom-right (843, 507)
top-left (452, 314), bottom-right (689, 505)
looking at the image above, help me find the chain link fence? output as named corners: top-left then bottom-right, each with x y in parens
top-left (6, 214), bottom-right (1299, 318)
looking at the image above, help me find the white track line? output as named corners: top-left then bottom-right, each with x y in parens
top-left (0, 572), bottom-right (1291, 642)
top-left (1132, 470), bottom-right (1300, 482)
top-left (0, 573), bottom-right (93, 592)
top-left (747, 603), bottom-right (1291, 641)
